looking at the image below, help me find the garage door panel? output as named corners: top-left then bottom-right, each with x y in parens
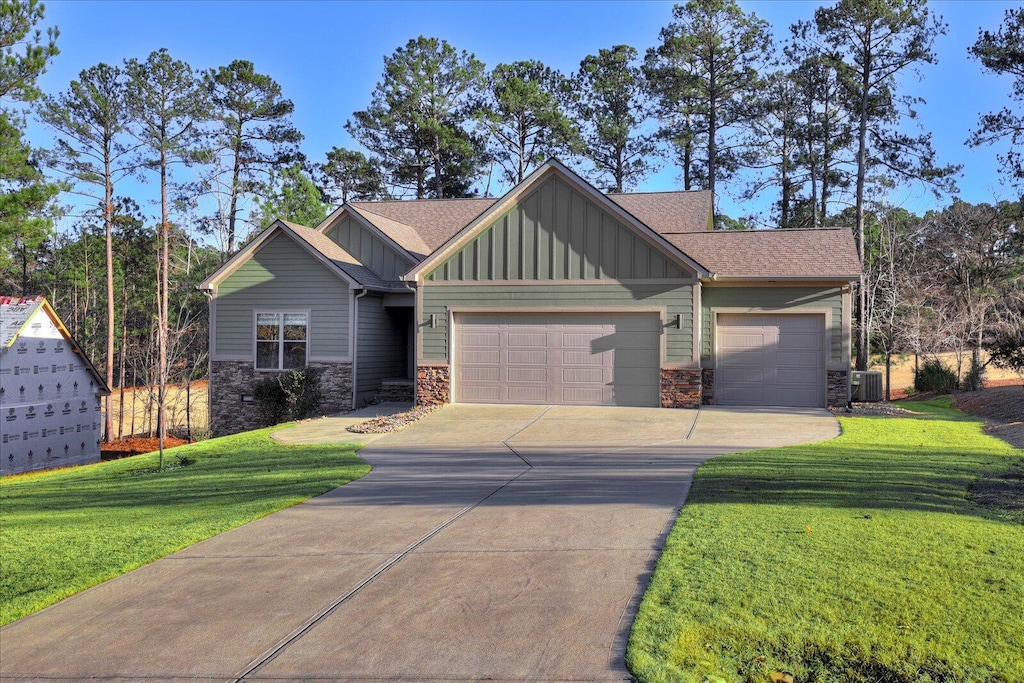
top-left (506, 367), bottom-right (546, 383)
top-left (562, 367), bottom-right (606, 384)
top-left (508, 386), bottom-right (548, 403)
top-left (717, 314), bottom-right (824, 408)
top-left (460, 367), bottom-right (500, 382)
top-left (461, 385), bottom-right (501, 402)
top-left (508, 333), bottom-right (547, 347)
top-left (562, 351), bottom-right (605, 365)
top-left (455, 314), bottom-right (659, 407)
top-left (462, 350), bottom-right (501, 364)
top-left (777, 349), bottom-right (823, 367)
top-left (508, 350), bottom-right (548, 365)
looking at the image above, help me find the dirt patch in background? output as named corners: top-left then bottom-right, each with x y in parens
top-left (952, 385), bottom-right (1024, 449)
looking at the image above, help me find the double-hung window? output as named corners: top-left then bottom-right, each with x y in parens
top-left (255, 312), bottom-right (308, 370)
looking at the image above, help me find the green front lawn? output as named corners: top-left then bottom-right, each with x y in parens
top-left (628, 401), bottom-right (1024, 682)
top-left (0, 428), bottom-right (369, 626)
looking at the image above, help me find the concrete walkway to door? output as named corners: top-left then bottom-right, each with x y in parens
top-left (0, 405), bottom-right (838, 682)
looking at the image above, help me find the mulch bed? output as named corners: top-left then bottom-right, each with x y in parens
top-left (101, 436), bottom-right (188, 460)
top-left (346, 405), bottom-right (440, 434)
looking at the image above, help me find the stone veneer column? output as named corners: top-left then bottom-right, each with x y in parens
top-left (416, 364), bottom-right (450, 407)
top-left (827, 370), bottom-right (850, 407)
top-left (209, 360), bottom-right (352, 437)
top-left (701, 368), bottom-right (715, 405)
top-left (660, 368), bottom-right (702, 409)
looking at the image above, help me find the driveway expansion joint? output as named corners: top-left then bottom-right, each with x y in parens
top-left (232, 467), bottom-right (534, 682)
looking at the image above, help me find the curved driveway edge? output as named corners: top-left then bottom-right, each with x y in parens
top-left (0, 405), bottom-right (837, 682)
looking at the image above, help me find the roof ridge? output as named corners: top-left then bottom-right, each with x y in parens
top-left (350, 197), bottom-right (495, 205)
top-left (662, 226), bottom-right (851, 234)
top-left (349, 204), bottom-right (418, 227)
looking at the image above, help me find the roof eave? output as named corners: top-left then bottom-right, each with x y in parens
top-left (702, 274), bottom-right (861, 283)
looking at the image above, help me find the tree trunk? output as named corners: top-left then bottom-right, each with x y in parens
top-left (854, 38), bottom-right (871, 372)
top-left (103, 152), bottom-right (114, 443)
top-left (158, 142), bottom-right (168, 468)
top-left (885, 350), bottom-right (891, 402)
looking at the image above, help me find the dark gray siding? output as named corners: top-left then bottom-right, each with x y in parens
top-left (420, 282), bottom-right (693, 365)
top-left (214, 233), bottom-right (349, 360)
top-left (425, 176), bottom-right (691, 282)
top-left (356, 294), bottom-right (409, 403)
top-left (326, 216), bottom-right (415, 281)
top-left (701, 286), bottom-right (845, 365)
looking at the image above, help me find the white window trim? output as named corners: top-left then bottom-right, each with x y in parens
top-left (253, 309), bottom-right (311, 372)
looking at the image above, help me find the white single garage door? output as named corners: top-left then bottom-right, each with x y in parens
top-left (716, 313), bottom-right (825, 407)
top-left (455, 313), bottom-right (660, 406)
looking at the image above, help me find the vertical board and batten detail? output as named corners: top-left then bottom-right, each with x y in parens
top-left (700, 286), bottom-right (845, 366)
top-left (325, 216), bottom-right (415, 281)
top-left (420, 283), bottom-right (693, 364)
top-left (214, 233), bottom-right (349, 360)
top-left (424, 175), bottom-right (692, 282)
top-left (355, 294), bottom-right (410, 404)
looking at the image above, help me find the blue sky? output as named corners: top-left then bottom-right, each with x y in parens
top-left (27, 0), bottom-right (1021, 228)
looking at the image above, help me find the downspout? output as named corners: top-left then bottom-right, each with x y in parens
top-left (200, 288), bottom-right (214, 436)
top-left (351, 288), bottom-right (369, 409)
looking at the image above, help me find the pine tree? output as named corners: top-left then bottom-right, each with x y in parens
top-left (574, 45), bottom-right (656, 193)
top-left (969, 8), bottom-right (1024, 190)
top-left (0, 0), bottom-right (59, 275)
top-left (645, 0), bottom-right (773, 222)
top-left (206, 59), bottom-right (303, 255)
top-left (346, 36), bottom-right (486, 198)
top-left (477, 60), bottom-right (578, 187)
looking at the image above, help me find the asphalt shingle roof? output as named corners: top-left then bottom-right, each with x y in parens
top-left (607, 191), bottom-right (712, 234)
top-left (663, 227), bottom-right (861, 280)
top-left (285, 222), bottom-right (407, 291)
top-left (346, 205), bottom-right (434, 259)
top-left (348, 198), bottom-right (497, 252)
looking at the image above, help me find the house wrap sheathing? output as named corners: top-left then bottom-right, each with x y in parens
top-left (1, 296), bottom-right (110, 475)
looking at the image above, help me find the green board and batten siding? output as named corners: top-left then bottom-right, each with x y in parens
top-left (214, 233), bottom-right (350, 360)
top-left (701, 286), bottom-right (845, 366)
top-left (420, 283), bottom-right (694, 364)
top-left (326, 216), bottom-right (415, 281)
top-left (356, 294), bottom-right (409, 401)
top-left (424, 176), bottom-right (692, 283)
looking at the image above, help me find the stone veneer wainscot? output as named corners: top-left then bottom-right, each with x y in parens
top-left (416, 364), bottom-right (450, 407)
top-left (660, 368), bottom-right (702, 409)
top-left (209, 360), bottom-right (353, 436)
top-left (827, 370), bottom-right (850, 408)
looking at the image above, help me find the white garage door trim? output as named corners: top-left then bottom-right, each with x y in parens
top-left (713, 310), bottom-right (828, 408)
top-left (452, 310), bottom-right (664, 407)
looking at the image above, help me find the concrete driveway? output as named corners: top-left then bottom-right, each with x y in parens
top-left (0, 405), bottom-right (837, 682)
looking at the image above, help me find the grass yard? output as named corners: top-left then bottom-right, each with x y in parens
top-left (0, 428), bottom-right (369, 626)
top-left (627, 400), bottom-right (1024, 682)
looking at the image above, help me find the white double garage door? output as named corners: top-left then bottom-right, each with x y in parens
top-left (453, 312), bottom-right (826, 408)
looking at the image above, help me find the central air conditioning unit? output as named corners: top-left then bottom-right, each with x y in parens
top-left (851, 371), bottom-right (883, 402)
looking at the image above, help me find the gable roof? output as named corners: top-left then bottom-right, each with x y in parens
top-left (199, 220), bottom-right (399, 293)
top-left (663, 228), bottom-right (861, 281)
top-left (404, 159), bottom-right (712, 281)
top-left (1, 295), bottom-right (111, 395)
